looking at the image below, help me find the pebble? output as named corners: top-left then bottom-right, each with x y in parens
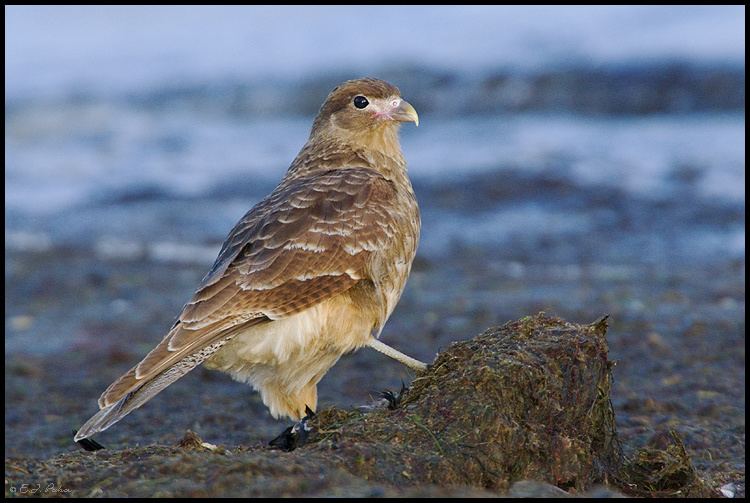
top-left (10, 315), bottom-right (34, 331)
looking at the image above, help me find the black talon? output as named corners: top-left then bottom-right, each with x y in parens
top-left (73, 430), bottom-right (105, 451)
top-left (379, 380), bottom-right (408, 410)
top-left (268, 425), bottom-right (298, 451)
top-left (304, 405), bottom-right (316, 418)
top-left (269, 405), bottom-right (315, 452)
top-left (379, 390), bottom-right (399, 410)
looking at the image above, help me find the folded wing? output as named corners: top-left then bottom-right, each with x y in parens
top-left (90, 167), bottom-right (402, 422)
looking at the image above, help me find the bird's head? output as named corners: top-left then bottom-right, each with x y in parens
top-left (311, 78), bottom-right (419, 141)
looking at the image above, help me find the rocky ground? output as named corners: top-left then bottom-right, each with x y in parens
top-left (4, 314), bottom-right (728, 497)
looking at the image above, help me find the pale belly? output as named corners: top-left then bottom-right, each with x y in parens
top-left (204, 290), bottom-right (376, 420)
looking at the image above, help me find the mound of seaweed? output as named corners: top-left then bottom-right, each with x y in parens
top-left (306, 313), bottom-right (622, 492)
top-left (5, 313), bottom-right (714, 497)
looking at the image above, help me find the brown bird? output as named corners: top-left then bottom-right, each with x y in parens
top-left (74, 78), bottom-right (424, 445)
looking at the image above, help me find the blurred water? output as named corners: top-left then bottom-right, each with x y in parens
top-left (5, 6), bottom-right (745, 100)
top-left (4, 5), bottom-right (746, 263)
top-left (4, 109), bottom-right (745, 215)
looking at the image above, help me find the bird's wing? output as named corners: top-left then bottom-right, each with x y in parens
top-left (97, 167), bottom-right (402, 409)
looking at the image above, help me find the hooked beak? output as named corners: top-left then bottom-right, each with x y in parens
top-left (390, 99), bottom-right (419, 127)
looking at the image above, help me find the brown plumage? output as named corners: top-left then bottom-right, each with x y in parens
top-left (75, 77), bottom-right (423, 442)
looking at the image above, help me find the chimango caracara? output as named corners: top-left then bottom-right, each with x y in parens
top-left (74, 78), bottom-right (424, 449)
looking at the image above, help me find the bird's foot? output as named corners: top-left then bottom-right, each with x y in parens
top-left (379, 380), bottom-right (408, 410)
top-left (73, 430), bottom-right (106, 451)
top-left (269, 405), bottom-right (315, 452)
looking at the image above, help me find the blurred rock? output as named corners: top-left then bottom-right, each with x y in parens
top-left (619, 429), bottom-right (718, 497)
top-left (507, 480), bottom-right (572, 497)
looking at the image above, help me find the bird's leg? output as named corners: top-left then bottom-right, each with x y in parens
top-left (268, 405), bottom-right (315, 452)
top-left (367, 338), bottom-right (428, 371)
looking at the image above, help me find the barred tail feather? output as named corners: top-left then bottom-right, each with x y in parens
top-left (74, 335), bottom-right (236, 442)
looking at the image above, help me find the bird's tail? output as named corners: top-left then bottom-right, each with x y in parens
top-left (73, 336), bottom-right (235, 443)
top-left (74, 360), bottom-right (186, 441)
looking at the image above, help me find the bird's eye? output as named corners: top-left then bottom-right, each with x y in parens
top-left (353, 96), bottom-right (369, 109)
